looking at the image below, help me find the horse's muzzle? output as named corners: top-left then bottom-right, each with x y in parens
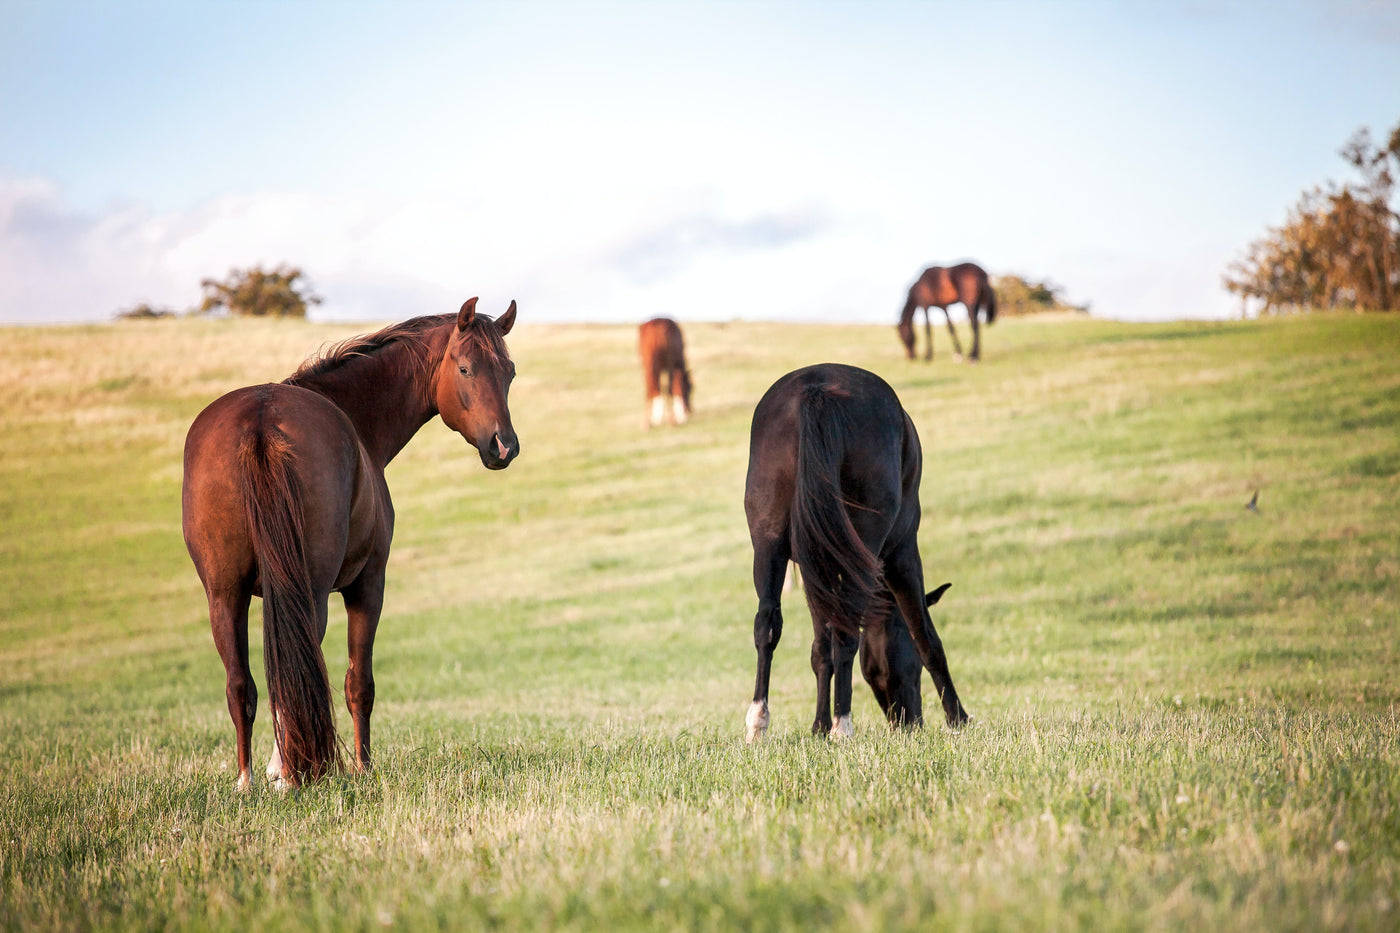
top-left (480, 431), bottom-right (518, 470)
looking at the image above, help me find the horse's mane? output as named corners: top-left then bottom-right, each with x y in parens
top-left (283, 314), bottom-right (451, 388)
top-left (283, 310), bottom-right (514, 393)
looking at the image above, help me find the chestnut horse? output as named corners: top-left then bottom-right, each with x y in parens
top-left (898, 262), bottom-right (997, 362)
top-left (638, 317), bottom-right (691, 427)
top-left (182, 299), bottom-right (519, 790)
top-left (743, 363), bottom-right (969, 741)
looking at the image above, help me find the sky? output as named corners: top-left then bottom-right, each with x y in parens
top-left (1, 0), bottom-right (1397, 325)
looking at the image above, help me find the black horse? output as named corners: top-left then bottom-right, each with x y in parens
top-left (743, 363), bottom-right (969, 741)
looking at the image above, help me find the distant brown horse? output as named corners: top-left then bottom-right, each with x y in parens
top-left (638, 317), bottom-right (692, 427)
top-left (743, 363), bottom-right (969, 741)
top-left (898, 262), bottom-right (997, 362)
top-left (182, 299), bottom-right (519, 790)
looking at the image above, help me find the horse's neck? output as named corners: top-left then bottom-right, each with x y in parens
top-left (298, 334), bottom-right (444, 468)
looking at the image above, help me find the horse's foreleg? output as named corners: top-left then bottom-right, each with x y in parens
top-left (342, 569), bottom-right (385, 773)
top-left (885, 540), bottom-right (969, 727)
top-left (943, 309), bottom-right (965, 361)
top-left (922, 310), bottom-right (934, 362)
top-left (208, 588), bottom-right (256, 790)
top-left (747, 535), bottom-right (790, 743)
top-left (828, 627), bottom-right (860, 740)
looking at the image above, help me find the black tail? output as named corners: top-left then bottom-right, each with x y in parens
top-left (789, 382), bottom-right (888, 638)
top-left (983, 283), bottom-right (998, 324)
top-left (238, 429), bottom-right (339, 785)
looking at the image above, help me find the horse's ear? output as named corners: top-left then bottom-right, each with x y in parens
top-left (497, 300), bottom-right (517, 335)
top-left (457, 297), bottom-right (479, 332)
top-left (926, 582), bottom-right (952, 606)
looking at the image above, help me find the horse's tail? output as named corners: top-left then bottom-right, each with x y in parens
top-left (983, 281), bottom-right (998, 324)
top-left (789, 382), bottom-right (888, 639)
top-left (238, 428), bottom-right (339, 785)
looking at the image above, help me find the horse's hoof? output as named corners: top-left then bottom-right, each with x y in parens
top-left (235, 772), bottom-right (253, 793)
top-left (745, 700), bottom-right (770, 743)
top-left (828, 716), bottom-right (854, 741)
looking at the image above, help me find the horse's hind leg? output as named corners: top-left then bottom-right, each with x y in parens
top-left (670, 368), bottom-right (689, 425)
top-left (207, 588), bottom-right (257, 790)
top-left (342, 567), bottom-right (385, 772)
top-left (645, 363), bottom-right (665, 429)
top-left (827, 627), bottom-right (860, 740)
top-left (809, 624), bottom-right (833, 736)
top-left (747, 534), bottom-right (790, 742)
top-left (968, 302), bottom-right (982, 361)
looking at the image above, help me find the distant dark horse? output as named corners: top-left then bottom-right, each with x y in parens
top-left (898, 262), bottom-right (997, 362)
top-left (182, 299), bottom-right (519, 789)
top-left (743, 363), bottom-right (969, 741)
top-left (638, 317), bottom-right (692, 427)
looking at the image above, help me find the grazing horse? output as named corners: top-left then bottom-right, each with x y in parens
top-left (638, 317), bottom-right (692, 427)
top-left (743, 363), bottom-right (969, 741)
top-left (898, 262), bottom-right (997, 362)
top-left (182, 298), bottom-right (519, 790)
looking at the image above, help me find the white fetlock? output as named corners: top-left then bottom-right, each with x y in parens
top-left (672, 396), bottom-right (688, 425)
top-left (265, 742), bottom-right (283, 783)
top-left (650, 396), bottom-right (666, 426)
top-left (829, 715), bottom-right (854, 741)
top-left (745, 700), bottom-right (770, 744)
top-left (235, 771), bottom-right (253, 793)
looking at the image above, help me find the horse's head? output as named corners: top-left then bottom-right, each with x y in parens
top-left (435, 297), bottom-right (519, 470)
top-left (896, 320), bottom-right (916, 359)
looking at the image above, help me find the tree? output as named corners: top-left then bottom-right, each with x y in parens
top-left (1224, 122), bottom-right (1400, 313)
top-left (198, 265), bottom-right (322, 318)
top-left (991, 274), bottom-right (1089, 316)
top-left (115, 302), bottom-right (176, 320)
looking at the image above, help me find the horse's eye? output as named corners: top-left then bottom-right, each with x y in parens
top-left (458, 364), bottom-right (472, 377)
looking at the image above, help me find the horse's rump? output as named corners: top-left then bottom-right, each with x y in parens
top-left (788, 378), bottom-right (893, 639)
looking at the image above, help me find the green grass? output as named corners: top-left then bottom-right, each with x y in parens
top-left (1, 311), bottom-right (1398, 931)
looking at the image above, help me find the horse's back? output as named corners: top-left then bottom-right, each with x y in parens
top-left (182, 383), bottom-right (380, 595)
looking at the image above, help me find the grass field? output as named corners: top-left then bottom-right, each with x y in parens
top-left (1, 311), bottom-right (1398, 931)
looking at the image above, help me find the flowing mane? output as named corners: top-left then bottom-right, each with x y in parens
top-left (284, 314), bottom-right (452, 387)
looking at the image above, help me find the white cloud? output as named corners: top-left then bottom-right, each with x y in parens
top-left (0, 172), bottom-right (1239, 327)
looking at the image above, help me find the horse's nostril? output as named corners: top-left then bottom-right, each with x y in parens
top-left (494, 434), bottom-right (511, 459)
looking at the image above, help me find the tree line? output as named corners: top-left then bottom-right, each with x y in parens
top-left (117, 265), bottom-right (321, 320)
top-left (1225, 122), bottom-right (1400, 313)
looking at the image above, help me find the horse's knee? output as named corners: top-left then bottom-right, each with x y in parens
top-left (345, 668), bottom-right (375, 715)
top-left (753, 599), bottom-right (783, 649)
top-left (226, 673), bottom-right (257, 724)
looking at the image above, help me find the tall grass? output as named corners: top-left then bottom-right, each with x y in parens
top-left (1, 312), bottom-right (1397, 930)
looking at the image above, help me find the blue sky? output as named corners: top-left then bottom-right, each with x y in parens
top-left (2, 0), bottom-right (1397, 324)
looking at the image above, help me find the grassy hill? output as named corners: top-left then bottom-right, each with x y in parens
top-left (1, 312), bottom-right (1397, 931)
